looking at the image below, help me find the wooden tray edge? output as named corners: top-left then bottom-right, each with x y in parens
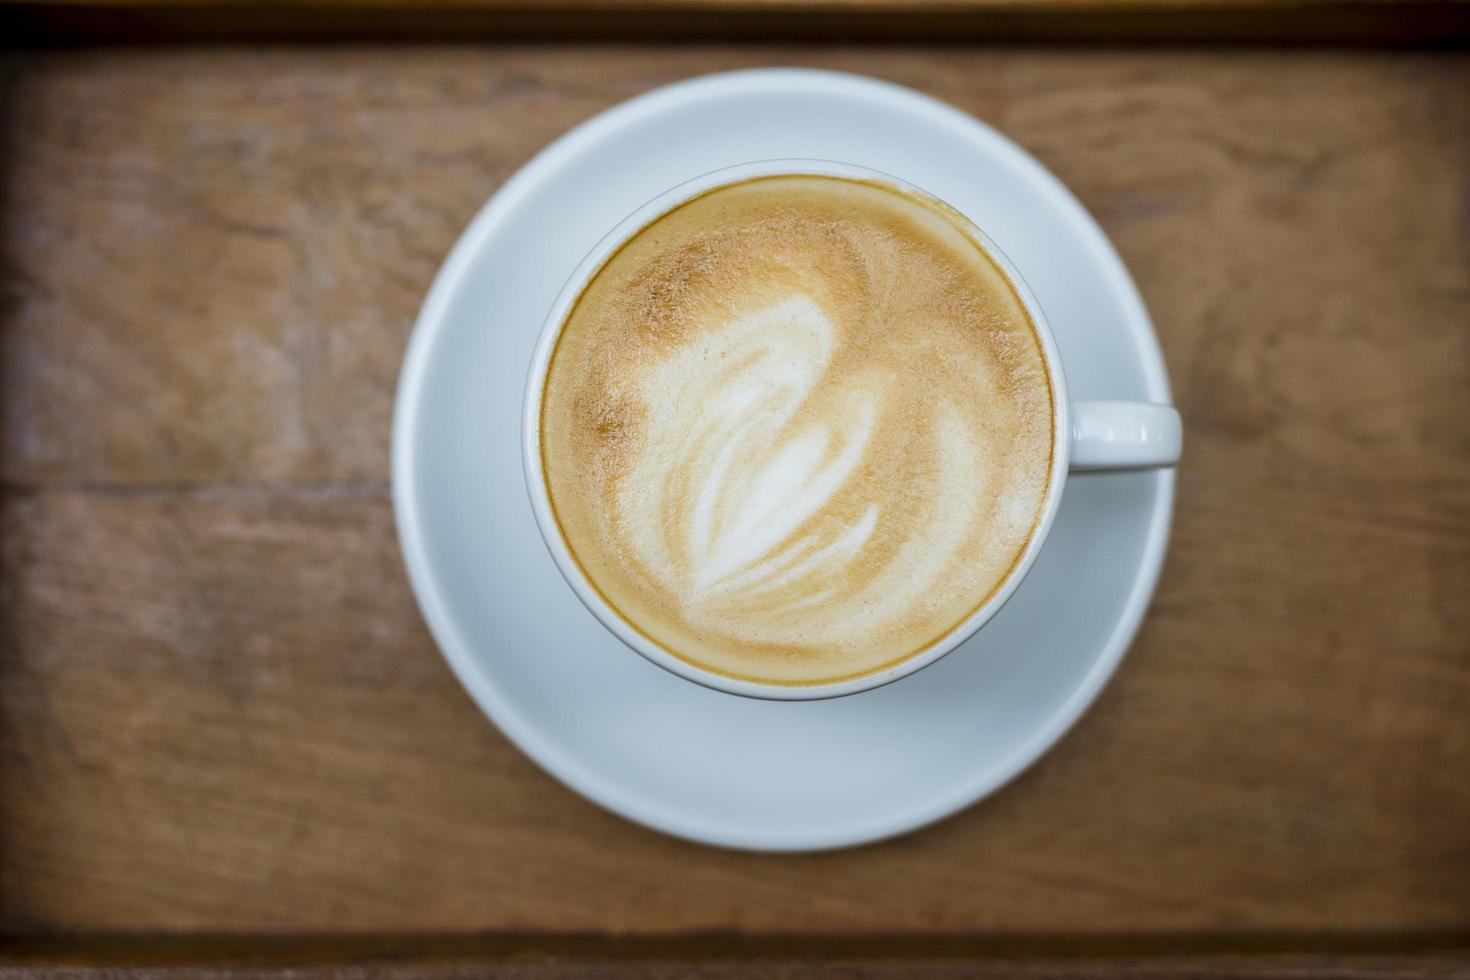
top-left (4, 933), bottom-right (1470, 977)
top-left (4, 0), bottom-right (1470, 45)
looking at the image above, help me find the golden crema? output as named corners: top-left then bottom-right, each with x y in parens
top-left (540, 174), bottom-right (1054, 685)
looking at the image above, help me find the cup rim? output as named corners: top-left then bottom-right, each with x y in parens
top-left (521, 159), bottom-right (1072, 701)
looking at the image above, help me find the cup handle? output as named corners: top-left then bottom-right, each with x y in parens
top-left (1069, 400), bottom-right (1182, 471)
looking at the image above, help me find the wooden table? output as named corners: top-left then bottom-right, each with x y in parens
top-left (2, 23), bottom-right (1468, 978)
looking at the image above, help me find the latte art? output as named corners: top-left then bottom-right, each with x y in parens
top-left (540, 175), bottom-right (1053, 684)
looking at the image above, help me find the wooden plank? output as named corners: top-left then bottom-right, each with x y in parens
top-left (8, 959), bottom-right (1470, 979)
top-left (4, 936), bottom-right (1470, 978)
top-left (3, 0), bottom-right (1469, 44)
top-left (2, 47), bottom-right (1469, 938)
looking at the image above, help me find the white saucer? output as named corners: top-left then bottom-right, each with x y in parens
top-left (392, 69), bottom-right (1175, 852)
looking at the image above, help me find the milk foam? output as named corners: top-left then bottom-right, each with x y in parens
top-left (541, 175), bottom-right (1053, 684)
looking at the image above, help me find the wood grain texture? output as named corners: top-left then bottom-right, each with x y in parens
top-left (1, 48), bottom-right (1469, 940)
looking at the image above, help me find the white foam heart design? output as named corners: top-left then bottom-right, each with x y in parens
top-left (613, 292), bottom-right (997, 652)
top-left (620, 294), bottom-right (881, 613)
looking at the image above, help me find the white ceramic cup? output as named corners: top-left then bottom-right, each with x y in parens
top-left (523, 160), bottom-right (1181, 701)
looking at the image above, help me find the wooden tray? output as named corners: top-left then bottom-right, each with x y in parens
top-left (2, 7), bottom-right (1468, 976)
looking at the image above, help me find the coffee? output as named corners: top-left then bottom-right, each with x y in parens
top-left (539, 175), bottom-right (1053, 685)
